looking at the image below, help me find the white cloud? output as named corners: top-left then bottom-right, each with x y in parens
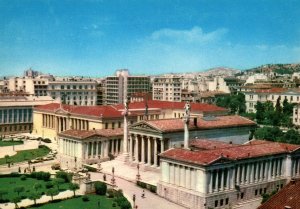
top-left (150, 26), bottom-right (228, 44)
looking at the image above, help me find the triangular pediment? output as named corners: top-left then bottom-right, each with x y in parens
top-left (129, 121), bottom-right (162, 133)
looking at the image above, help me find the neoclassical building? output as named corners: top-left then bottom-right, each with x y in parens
top-left (127, 115), bottom-right (256, 169)
top-left (33, 101), bottom-right (227, 140)
top-left (157, 139), bottom-right (300, 209)
top-left (57, 128), bottom-right (123, 168)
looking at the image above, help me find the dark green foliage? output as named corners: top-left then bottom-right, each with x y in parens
top-left (56, 171), bottom-right (73, 183)
top-left (46, 188), bottom-right (59, 201)
top-left (82, 195), bottom-right (89, 202)
top-left (20, 175), bottom-right (27, 181)
top-left (261, 190), bottom-right (277, 203)
top-left (113, 190), bottom-right (131, 209)
top-left (28, 191), bottom-right (42, 205)
top-left (53, 178), bottom-right (65, 190)
top-left (69, 183), bottom-right (79, 197)
top-left (254, 127), bottom-right (300, 144)
top-left (216, 93), bottom-right (246, 114)
top-left (30, 172), bottom-right (51, 181)
top-left (255, 99), bottom-right (294, 127)
top-left (45, 181), bottom-right (54, 189)
top-left (106, 189), bottom-right (115, 198)
top-left (94, 181), bottom-right (107, 195)
top-left (136, 181), bottom-right (147, 188)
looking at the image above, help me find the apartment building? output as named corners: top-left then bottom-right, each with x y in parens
top-left (153, 76), bottom-right (182, 101)
top-left (48, 77), bottom-right (97, 106)
top-left (105, 69), bottom-right (151, 105)
top-left (245, 88), bottom-right (300, 113)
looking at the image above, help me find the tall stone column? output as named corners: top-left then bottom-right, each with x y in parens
top-left (241, 165), bottom-right (245, 184)
top-left (129, 135), bottom-right (133, 160)
top-left (209, 171), bottom-right (213, 193)
top-left (183, 102), bottom-right (191, 149)
top-left (134, 135), bottom-right (139, 163)
top-left (141, 136), bottom-right (145, 163)
top-left (220, 169), bottom-right (224, 191)
top-left (154, 138), bottom-right (158, 166)
top-left (121, 98), bottom-right (130, 162)
top-left (236, 165), bottom-right (240, 185)
top-left (226, 169), bottom-right (230, 190)
top-left (147, 136), bottom-right (151, 165)
top-left (215, 170), bottom-right (219, 192)
top-left (85, 143), bottom-right (89, 159)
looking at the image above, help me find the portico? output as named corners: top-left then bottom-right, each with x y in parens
top-left (58, 128), bottom-right (123, 169)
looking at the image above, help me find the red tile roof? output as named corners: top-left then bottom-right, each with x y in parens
top-left (160, 140), bottom-right (300, 166)
top-left (255, 88), bottom-right (288, 93)
top-left (34, 103), bottom-right (123, 118)
top-left (114, 100), bottom-right (227, 113)
top-left (143, 115), bottom-right (256, 133)
top-left (34, 101), bottom-right (227, 118)
top-left (190, 139), bottom-right (238, 150)
top-left (258, 178), bottom-right (300, 209)
top-left (59, 128), bottom-right (123, 140)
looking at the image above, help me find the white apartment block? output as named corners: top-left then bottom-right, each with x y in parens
top-left (48, 78), bottom-right (97, 106)
top-left (105, 69), bottom-right (150, 105)
top-left (153, 76), bottom-right (182, 101)
top-left (245, 88), bottom-right (300, 113)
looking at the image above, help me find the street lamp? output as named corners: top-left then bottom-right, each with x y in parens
top-left (136, 164), bottom-right (141, 181)
top-left (111, 167), bottom-right (116, 186)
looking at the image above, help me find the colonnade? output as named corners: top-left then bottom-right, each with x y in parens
top-left (42, 113), bottom-right (89, 133)
top-left (292, 157), bottom-right (300, 176)
top-left (83, 138), bottom-right (122, 159)
top-left (128, 134), bottom-right (166, 167)
top-left (61, 138), bottom-right (79, 157)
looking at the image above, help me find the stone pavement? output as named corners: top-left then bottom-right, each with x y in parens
top-left (0, 190), bottom-right (79, 209)
top-left (91, 159), bottom-right (160, 186)
top-left (90, 172), bottom-right (186, 209)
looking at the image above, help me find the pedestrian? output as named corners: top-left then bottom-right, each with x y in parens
top-left (103, 174), bottom-right (106, 181)
top-left (141, 190), bottom-right (145, 198)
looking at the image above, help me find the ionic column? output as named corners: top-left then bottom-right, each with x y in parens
top-left (185, 168), bottom-right (191, 189)
top-left (112, 139), bottom-right (115, 155)
top-left (236, 165), bottom-right (240, 185)
top-left (154, 138), bottom-right (158, 166)
top-left (85, 143), bottom-right (89, 159)
top-left (226, 169), bottom-right (230, 190)
top-left (215, 170), bottom-right (219, 192)
top-left (141, 137), bottom-right (145, 163)
top-left (230, 167), bottom-right (235, 189)
top-left (147, 136), bottom-right (151, 165)
top-left (220, 169), bottom-right (224, 191)
top-left (96, 141), bottom-right (99, 157)
top-left (209, 171), bottom-right (213, 193)
top-left (101, 141), bottom-right (105, 158)
top-left (129, 135), bottom-right (134, 160)
top-left (134, 135), bottom-right (139, 162)
top-left (250, 163), bottom-right (254, 183)
top-left (241, 165), bottom-right (245, 184)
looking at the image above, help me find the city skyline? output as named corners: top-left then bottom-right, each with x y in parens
top-left (1, 0), bottom-right (300, 77)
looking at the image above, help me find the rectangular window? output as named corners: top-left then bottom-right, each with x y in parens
top-left (118, 122), bottom-right (121, 128)
top-left (215, 200), bottom-right (218, 207)
top-left (220, 199), bottom-right (223, 206)
top-left (105, 123), bottom-right (108, 129)
top-left (112, 122), bottom-right (115, 129)
top-left (225, 198), bottom-right (229, 205)
top-left (241, 192), bottom-right (244, 199)
top-left (255, 189), bottom-right (258, 196)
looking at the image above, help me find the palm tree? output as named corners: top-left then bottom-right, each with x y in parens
top-left (46, 188), bottom-right (59, 201)
top-left (28, 191), bottom-right (41, 205)
top-left (69, 183), bottom-right (80, 197)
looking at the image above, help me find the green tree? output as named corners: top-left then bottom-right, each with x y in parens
top-left (94, 181), bottom-right (107, 195)
top-left (14, 186), bottom-right (25, 197)
top-left (254, 127), bottom-right (283, 141)
top-left (53, 178), bottom-right (65, 191)
top-left (4, 155), bottom-right (9, 163)
top-left (11, 196), bottom-right (21, 209)
top-left (275, 96), bottom-right (282, 114)
top-left (282, 129), bottom-right (300, 144)
top-left (69, 183), bottom-right (80, 197)
top-left (28, 191), bottom-right (41, 205)
top-left (56, 171), bottom-right (73, 183)
top-left (255, 102), bottom-right (265, 123)
top-left (0, 189), bottom-right (8, 200)
top-left (46, 188), bottom-right (59, 201)
top-left (33, 183), bottom-right (42, 192)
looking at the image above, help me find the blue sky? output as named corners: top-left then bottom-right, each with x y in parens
top-left (0, 0), bottom-right (300, 77)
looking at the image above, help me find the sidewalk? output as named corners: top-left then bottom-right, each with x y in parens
top-left (90, 159), bottom-right (160, 186)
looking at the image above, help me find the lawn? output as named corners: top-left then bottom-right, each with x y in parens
top-left (28, 194), bottom-right (121, 209)
top-left (0, 140), bottom-right (24, 147)
top-left (0, 146), bottom-right (50, 165)
top-left (0, 176), bottom-right (70, 202)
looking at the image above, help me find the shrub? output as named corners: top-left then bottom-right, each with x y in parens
top-left (94, 181), bottom-right (107, 195)
top-left (106, 188), bottom-right (115, 198)
top-left (137, 181), bottom-right (147, 188)
top-left (56, 171), bottom-right (73, 183)
top-left (149, 185), bottom-right (157, 193)
top-left (20, 175), bottom-right (27, 181)
top-left (30, 172), bottom-right (51, 181)
top-left (112, 202), bottom-right (117, 207)
top-left (82, 195), bottom-right (89, 202)
top-left (45, 182), bottom-right (54, 189)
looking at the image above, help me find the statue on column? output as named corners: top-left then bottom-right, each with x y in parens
top-left (183, 102), bottom-right (191, 150)
top-left (183, 102), bottom-right (191, 123)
